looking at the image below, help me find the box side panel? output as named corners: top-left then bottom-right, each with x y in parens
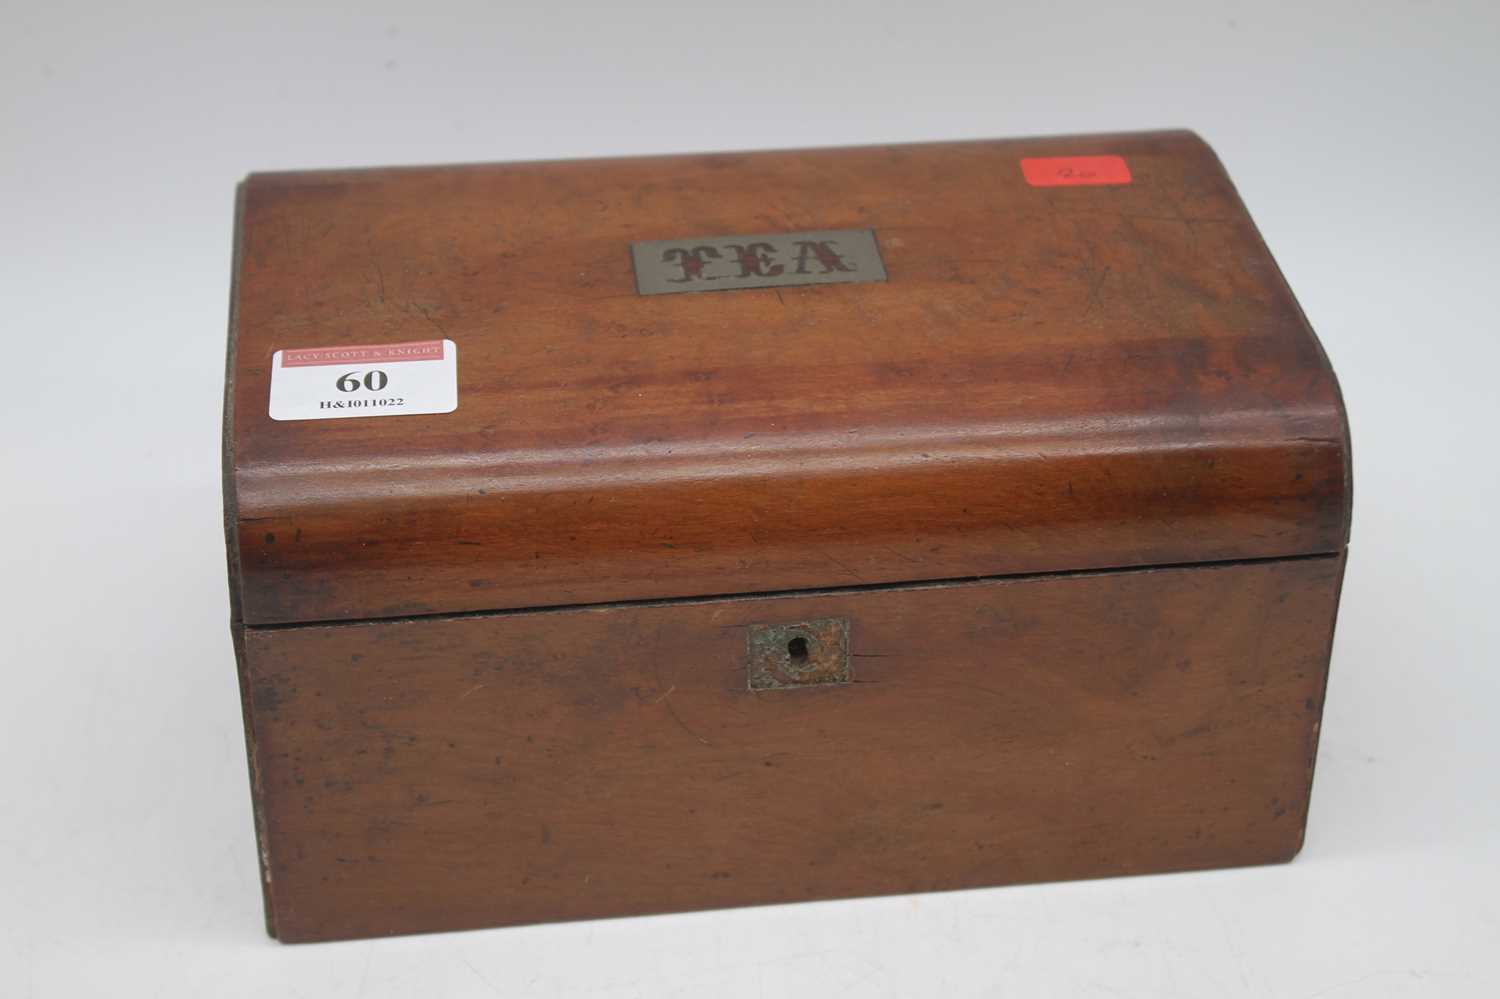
top-left (224, 184), bottom-right (277, 933)
top-left (242, 555), bottom-right (1343, 942)
top-left (229, 623), bottom-right (277, 937)
top-left (222, 179), bottom-right (248, 624)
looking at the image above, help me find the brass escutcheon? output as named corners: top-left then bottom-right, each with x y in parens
top-left (746, 618), bottom-right (851, 690)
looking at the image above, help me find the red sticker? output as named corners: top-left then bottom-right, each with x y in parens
top-left (1021, 155), bottom-right (1132, 187)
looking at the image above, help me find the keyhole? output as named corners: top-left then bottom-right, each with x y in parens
top-left (787, 636), bottom-right (810, 664)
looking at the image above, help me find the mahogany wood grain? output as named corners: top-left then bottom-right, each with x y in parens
top-left (225, 131), bottom-right (1350, 626)
top-left (224, 132), bottom-right (1352, 941)
top-left (240, 555), bottom-right (1343, 942)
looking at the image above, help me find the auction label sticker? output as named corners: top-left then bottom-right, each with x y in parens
top-left (1020, 155), bottom-right (1132, 187)
top-left (268, 339), bottom-right (457, 421)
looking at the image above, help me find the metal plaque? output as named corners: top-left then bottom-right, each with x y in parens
top-left (631, 228), bottom-right (887, 296)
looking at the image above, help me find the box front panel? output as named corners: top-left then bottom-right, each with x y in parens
top-left (241, 556), bottom-right (1342, 942)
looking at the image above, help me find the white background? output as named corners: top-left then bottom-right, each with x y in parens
top-left (3, 2), bottom-right (1497, 996)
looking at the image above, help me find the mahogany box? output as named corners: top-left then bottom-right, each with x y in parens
top-left (222, 130), bottom-right (1351, 942)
